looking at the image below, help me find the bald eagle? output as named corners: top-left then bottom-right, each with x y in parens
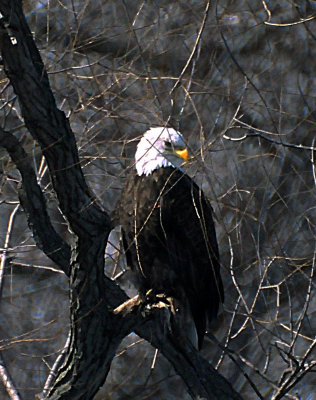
top-left (115, 127), bottom-right (223, 349)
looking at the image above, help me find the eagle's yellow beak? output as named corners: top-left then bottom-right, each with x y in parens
top-left (175, 148), bottom-right (189, 162)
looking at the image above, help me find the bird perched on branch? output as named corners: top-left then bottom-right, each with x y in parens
top-left (114, 127), bottom-right (223, 349)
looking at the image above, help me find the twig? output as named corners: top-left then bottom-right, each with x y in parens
top-left (41, 331), bottom-right (71, 398)
top-left (224, 119), bottom-right (316, 152)
top-left (0, 353), bottom-right (21, 400)
top-left (113, 294), bottom-right (142, 315)
top-left (0, 204), bottom-right (19, 298)
top-left (312, 138), bottom-right (316, 186)
top-left (0, 200), bottom-right (20, 400)
top-left (264, 15), bottom-right (316, 27)
top-left (170, 0), bottom-right (211, 97)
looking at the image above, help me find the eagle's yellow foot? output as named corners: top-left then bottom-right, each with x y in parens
top-left (143, 290), bottom-right (171, 311)
top-left (145, 288), bottom-right (153, 297)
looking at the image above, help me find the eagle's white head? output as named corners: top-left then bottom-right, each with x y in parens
top-left (135, 127), bottom-right (189, 176)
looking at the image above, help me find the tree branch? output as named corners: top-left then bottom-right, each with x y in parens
top-left (0, 128), bottom-right (71, 274)
top-left (0, 2), bottom-right (243, 399)
top-left (0, 352), bottom-right (21, 400)
top-left (134, 316), bottom-right (243, 400)
top-left (1, 3), bottom-right (115, 398)
top-left (0, 0), bottom-right (111, 237)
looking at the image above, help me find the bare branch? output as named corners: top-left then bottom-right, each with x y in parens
top-left (0, 0), bottom-right (111, 237)
top-left (41, 332), bottom-right (71, 398)
top-left (0, 128), bottom-right (71, 273)
top-left (224, 118), bottom-right (316, 152)
top-left (0, 353), bottom-right (21, 400)
top-left (113, 294), bottom-right (244, 400)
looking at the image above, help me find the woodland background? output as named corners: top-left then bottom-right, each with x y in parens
top-left (0, 0), bottom-right (315, 399)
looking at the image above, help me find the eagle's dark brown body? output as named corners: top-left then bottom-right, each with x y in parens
top-left (115, 166), bottom-right (223, 348)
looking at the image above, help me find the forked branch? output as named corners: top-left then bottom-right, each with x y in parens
top-left (0, 2), bottom-right (242, 399)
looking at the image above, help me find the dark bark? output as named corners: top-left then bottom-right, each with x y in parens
top-left (45, 235), bottom-right (129, 400)
top-left (0, 2), bottom-right (116, 398)
top-left (135, 317), bottom-right (243, 400)
top-left (0, 128), bottom-right (71, 274)
top-left (0, 2), bottom-right (243, 399)
top-left (0, 0), bottom-right (109, 237)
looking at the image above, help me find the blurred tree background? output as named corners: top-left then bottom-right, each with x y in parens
top-left (0, 0), bottom-right (315, 399)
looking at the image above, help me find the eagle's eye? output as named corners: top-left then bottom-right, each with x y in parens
top-left (164, 141), bottom-right (172, 148)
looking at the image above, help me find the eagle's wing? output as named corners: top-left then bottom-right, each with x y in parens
top-left (160, 170), bottom-right (224, 347)
top-left (113, 167), bottom-right (223, 348)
